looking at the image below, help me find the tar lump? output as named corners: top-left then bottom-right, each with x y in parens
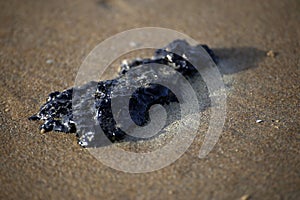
top-left (29, 40), bottom-right (217, 147)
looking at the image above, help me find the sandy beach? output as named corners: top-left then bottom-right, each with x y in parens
top-left (0, 0), bottom-right (299, 199)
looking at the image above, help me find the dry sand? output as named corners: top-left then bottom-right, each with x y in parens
top-left (0, 0), bottom-right (299, 199)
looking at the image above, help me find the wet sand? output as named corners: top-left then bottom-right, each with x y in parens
top-left (0, 0), bottom-right (299, 199)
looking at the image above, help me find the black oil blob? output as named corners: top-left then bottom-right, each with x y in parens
top-left (29, 40), bottom-right (218, 147)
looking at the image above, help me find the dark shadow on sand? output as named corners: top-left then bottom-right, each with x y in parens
top-left (212, 47), bottom-right (266, 75)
